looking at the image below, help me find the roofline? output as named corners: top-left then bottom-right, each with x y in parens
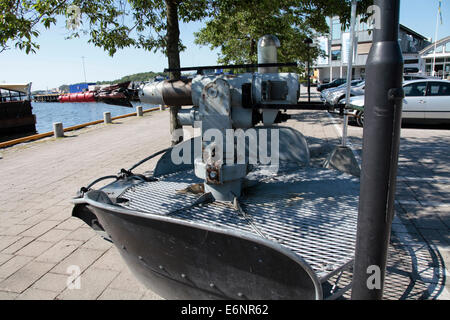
top-left (399, 24), bottom-right (429, 41)
top-left (419, 35), bottom-right (450, 55)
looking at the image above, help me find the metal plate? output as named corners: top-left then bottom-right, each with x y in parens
top-left (88, 203), bottom-right (321, 299)
top-left (118, 168), bottom-right (359, 281)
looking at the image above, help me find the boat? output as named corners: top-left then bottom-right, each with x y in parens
top-left (58, 81), bottom-right (136, 107)
top-left (71, 36), bottom-right (360, 300)
top-left (0, 83), bottom-right (36, 141)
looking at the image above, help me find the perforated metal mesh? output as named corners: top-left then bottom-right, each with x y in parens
top-left (118, 168), bottom-right (360, 280)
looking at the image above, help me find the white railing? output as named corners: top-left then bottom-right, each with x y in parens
top-left (423, 71), bottom-right (450, 80)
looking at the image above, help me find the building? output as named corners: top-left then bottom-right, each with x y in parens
top-left (69, 83), bottom-right (96, 93)
top-left (418, 36), bottom-right (450, 79)
top-left (314, 17), bottom-right (430, 83)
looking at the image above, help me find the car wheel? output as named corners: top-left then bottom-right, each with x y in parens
top-left (356, 110), bottom-right (364, 127)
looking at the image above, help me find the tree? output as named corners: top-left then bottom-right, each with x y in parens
top-left (195, 0), bottom-right (372, 74)
top-left (68, 0), bottom-right (209, 144)
top-left (0, 0), bottom-right (67, 54)
top-left (1, 0), bottom-right (371, 143)
top-left (1, 0), bottom-right (208, 144)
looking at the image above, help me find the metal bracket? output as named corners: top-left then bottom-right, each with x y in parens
top-left (388, 88), bottom-right (405, 101)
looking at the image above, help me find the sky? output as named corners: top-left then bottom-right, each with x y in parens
top-left (1, 0), bottom-right (449, 91)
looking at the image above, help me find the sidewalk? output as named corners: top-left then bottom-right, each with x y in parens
top-left (0, 110), bottom-right (169, 300)
top-left (321, 112), bottom-right (449, 299)
top-left (0, 98), bottom-right (448, 299)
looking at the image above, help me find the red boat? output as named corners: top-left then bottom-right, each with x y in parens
top-left (58, 81), bottom-right (135, 107)
top-left (59, 92), bottom-right (96, 103)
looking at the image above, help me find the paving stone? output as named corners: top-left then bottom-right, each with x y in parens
top-left (32, 272), bottom-right (71, 293)
top-left (0, 261), bottom-right (54, 293)
top-left (35, 240), bottom-right (83, 264)
top-left (107, 268), bottom-right (148, 294)
top-left (98, 287), bottom-right (143, 300)
top-left (37, 229), bottom-right (72, 242)
top-left (46, 206), bottom-right (72, 222)
top-left (419, 229), bottom-right (450, 247)
top-left (1, 224), bottom-right (33, 236)
top-left (15, 240), bottom-right (55, 257)
top-left (20, 220), bottom-right (60, 238)
top-left (0, 253), bottom-right (13, 266)
top-left (65, 227), bottom-right (96, 242)
top-left (16, 288), bottom-right (58, 300)
top-left (412, 216), bottom-right (448, 230)
top-left (0, 235), bottom-right (21, 252)
top-left (57, 267), bottom-right (118, 300)
top-left (1, 237), bottom-right (34, 255)
top-left (141, 289), bottom-right (163, 300)
top-left (17, 214), bottom-right (49, 226)
top-left (0, 290), bottom-right (18, 300)
top-left (91, 247), bottom-right (125, 272)
top-left (51, 248), bottom-right (104, 275)
top-left (55, 218), bottom-right (85, 231)
top-left (0, 255), bottom-right (33, 279)
top-left (81, 235), bottom-right (113, 251)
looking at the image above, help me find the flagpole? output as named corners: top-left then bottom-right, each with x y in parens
top-left (432, 1), bottom-right (440, 77)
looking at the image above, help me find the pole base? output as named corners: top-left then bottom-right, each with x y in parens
top-left (323, 145), bottom-right (360, 177)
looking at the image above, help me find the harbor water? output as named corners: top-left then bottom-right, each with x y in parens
top-left (31, 101), bottom-right (155, 133)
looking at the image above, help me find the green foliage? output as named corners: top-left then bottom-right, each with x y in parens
top-left (0, 0), bottom-right (209, 57)
top-left (0, 0), bottom-right (66, 53)
top-left (195, 0), bottom-right (372, 74)
top-left (58, 84), bottom-right (69, 93)
top-left (65, 0), bottom-right (209, 57)
top-left (57, 70), bottom-right (167, 92)
top-left (1, 0), bottom-right (372, 78)
top-left (95, 71), bottom-right (167, 84)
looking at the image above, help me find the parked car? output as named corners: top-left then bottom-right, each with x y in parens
top-left (317, 78), bottom-right (346, 92)
top-left (324, 81), bottom-right (366, 110)
top-left (320, 80), bottom-right (363, 103)
top-left (327, 75), bottom-right (443, 113)
top-left (345, 79), bottom-right (450, 127)
top-left (403, 74), bottom-right (440, 81)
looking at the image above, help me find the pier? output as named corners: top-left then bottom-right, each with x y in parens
top-left (0, 92), bottom-right (448, 299)
top-left (33, 94), bottom-right (60, 103)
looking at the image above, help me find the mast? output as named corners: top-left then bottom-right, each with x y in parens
top-left (81, 56), bottom-right (87, 84)
top-left (342, 0), bottom-right (357, 147)
top-left (432, 0), bottom-right (442, 77)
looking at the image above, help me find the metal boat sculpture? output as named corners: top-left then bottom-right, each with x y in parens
top-left (72, 36), bottom-right (360, 299)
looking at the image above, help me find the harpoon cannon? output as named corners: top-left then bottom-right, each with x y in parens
top-left (72, 35), bottom-right (359, 299)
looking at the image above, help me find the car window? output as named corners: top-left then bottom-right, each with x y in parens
top-left (403, 82), bottom-right (427, 97)
top-left (427, 82), bottom-right (450, 96)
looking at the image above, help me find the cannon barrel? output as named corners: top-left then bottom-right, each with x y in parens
top-left (140, 79), bottom-right (193, 106)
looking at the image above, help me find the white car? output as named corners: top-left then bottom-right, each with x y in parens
top-left (346, 79), bottom-right (450, 127)
top-left (320, 80), bottom-right (363, 103)
top-left (326, 81), bottom-right (365, 107)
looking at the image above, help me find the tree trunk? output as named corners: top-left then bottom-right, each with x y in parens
top-left (165, 0), bottom-right (183, 145)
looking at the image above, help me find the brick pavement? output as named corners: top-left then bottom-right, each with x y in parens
top-left (0, 91), bottom-right (448, 299)
top-left (0, 110), bottom-right (168, 300)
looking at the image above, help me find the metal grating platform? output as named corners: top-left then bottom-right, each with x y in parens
top-left (118, 168), bottom-right (360, 281)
